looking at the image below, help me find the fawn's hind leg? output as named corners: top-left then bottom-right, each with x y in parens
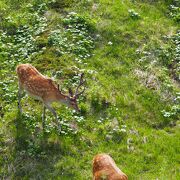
top-left (18, 83), bottom-right (23, 114)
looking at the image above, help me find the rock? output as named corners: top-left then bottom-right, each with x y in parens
top-left (127, 138), bottom-right (133, 144)
top-left (142, 136), bottom-right (148, 144)
top-left (105, 134), bottom-right (113, 141)
top-left (110, 118), bottom-right (119, 129)
top-left (92, 3), bottom-right (99, 12)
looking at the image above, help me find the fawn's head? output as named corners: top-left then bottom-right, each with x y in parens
top-left (66, 95), bottom-right (79, 111)
top-left (59, 73), bottom-right (86, 112)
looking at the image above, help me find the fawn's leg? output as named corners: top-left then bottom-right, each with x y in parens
top-left (18, 84), bottom-right (23, 114)
top-left (44, 103), bottom-right (61, 130)
top-left (42, 105), bottom-right (46, 129)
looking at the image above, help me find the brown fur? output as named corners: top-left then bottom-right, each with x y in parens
top-left (16, 64), bottom-right (65, 103)
top-left (93, 154), bottom-right (128, 180)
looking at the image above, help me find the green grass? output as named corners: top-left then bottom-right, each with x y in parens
top-left (0, 0), bottom-right (180, 179)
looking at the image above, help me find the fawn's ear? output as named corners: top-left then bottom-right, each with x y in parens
top-left (68, 88), bottom-right (73, 97)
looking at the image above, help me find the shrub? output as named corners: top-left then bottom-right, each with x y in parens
top-left (128, 9), bottom-right (140, 19)
top-left (169, 3), bottom-right (180, 22)
top-left (48, 12), bottom-right (95, 61)
top-left (49, 0), bottom-right (76, 9)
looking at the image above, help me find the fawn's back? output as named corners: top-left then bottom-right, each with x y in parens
top-left (16, 64), bottom-right (58, 101)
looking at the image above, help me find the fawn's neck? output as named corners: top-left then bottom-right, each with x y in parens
top-left (56, 91), bottom-right (70, 105)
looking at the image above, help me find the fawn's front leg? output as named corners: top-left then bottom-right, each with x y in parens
top-left (44, 103), bottom-right (61, 131)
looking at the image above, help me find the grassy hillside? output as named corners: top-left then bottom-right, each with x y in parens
top-left (0, 0), bottom-right (179, 179)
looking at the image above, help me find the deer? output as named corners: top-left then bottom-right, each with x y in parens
top-left (93, 153), bottom-right (128, 180)
top-left (16, 64), bottom-right (85, 130)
